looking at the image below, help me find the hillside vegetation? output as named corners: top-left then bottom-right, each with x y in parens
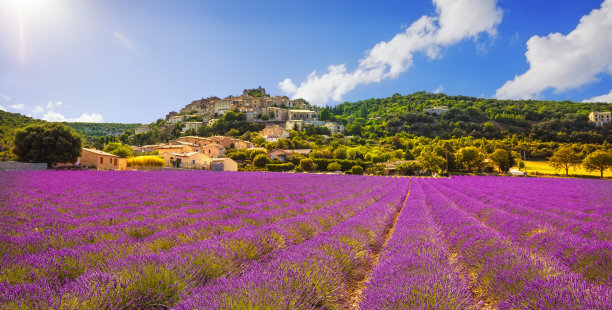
top-left (0, 111), bottom-right (42, 160)
top-left (323, 92), bottom-right (612, 143)
top-left (0, 110), bottom-right (140, 160)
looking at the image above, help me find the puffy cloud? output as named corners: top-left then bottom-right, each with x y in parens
top-left (583, 89), bottom-right (612, 103)
top-left (43, 111), bottom-right (104, 123)
top-left (46, 100), bottom-right (63, 109)
top-left (0, 105), bottom-right (6, 111)
top-left (33, 105), bottom-right (44, 114)
top-left (279, 0), bottom-right (503, 106)
top-left (9, 103), bottom-right (24, 110)
top-left (433, 85), bottom-right (444, 94)
top-left (496, 0), bottom-right (612, 99)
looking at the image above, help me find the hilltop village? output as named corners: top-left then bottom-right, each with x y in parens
top-left (76, 88), bottom-right (345, 172)
top-left (159, 87), bottom-right (344, 135)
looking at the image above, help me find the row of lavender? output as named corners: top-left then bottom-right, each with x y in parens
top-left (360, 177), bottom-right (611, 309)
top-left (1, 172), bottom-right (610, 309)
top-left (0, 171), bottom-right (404, 308)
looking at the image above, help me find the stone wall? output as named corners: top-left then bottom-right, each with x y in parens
top-left (0, 161), bottom-right (47, 171)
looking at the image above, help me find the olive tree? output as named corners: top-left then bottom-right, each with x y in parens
top-left (582, 150), bottom-right (612, 179)
top-left (549, 146), bottom-right (581, 176)
top-left (14, 123), bottom-right (82, 168)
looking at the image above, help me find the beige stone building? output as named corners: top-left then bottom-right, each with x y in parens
top-left (79, 148), bottom-right (127, 170)
top-left (210, 158), bottom-right (238, 171)
top-left (202, 143), bottom-right (226, 158)
top-left (184, 121), bottom-right (204, 132)
top-left (163, 152), bottom-right (212, 169)
top-left (177, 136), bottom-right (214, 147)
top-left (589, 111), bottom-right (611, 127)
top-left (260, 125), bottom-right (290, 142)
top-left (288, 109), bottom-right (318, 122)
top-left (156, 144), bottom-right (195, 156)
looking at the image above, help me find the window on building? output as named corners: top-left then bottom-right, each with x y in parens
top-left (100, 157), bottom-right (103, 164)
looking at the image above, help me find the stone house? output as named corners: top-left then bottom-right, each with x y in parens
top-left (589, 111), bottom-right (611, 127)
top-left (163, 152), bottom-right (212, 169)
top-left (210, 158), bottom-right (238, 171)
top-left (202, 143), bottom-right (226, 158)
top-left (156, 144), bottom-right (195, 156)
top-left (288, 109), bottom-right (318, 122)
top-left (79, 148), bottom-right (127, 170)
top-left (183, 121), bottom-right (204, 133)
top-left (260, 125), bottom-right (290, 142)
top-left (268, 149), bottom-right (311, 162)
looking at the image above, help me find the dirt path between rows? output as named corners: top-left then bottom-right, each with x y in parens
top-left (345, 181), bottom-right (412, 310)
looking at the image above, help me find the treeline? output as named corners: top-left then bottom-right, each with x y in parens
top-left (64, 122), bottom-right (141, 145)
top-left (318, 92), bottom-right (612, 143)
top-left (0, 111), bottom-right (42, 160)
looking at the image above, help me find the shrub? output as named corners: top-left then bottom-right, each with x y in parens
top-left (351, 165), bottom-right (364, 175)
top-left (299, 158), bottom-right (317, 172)
top-left (266, 163), bottom-right (295, 172)
top-left (327, 162), bottom-right (341, 172)
top-left (253, 154), bottom-right (271, 168)
top-left (127, 156), bottom-right (164, 167)
top-left (396, 162), bottom-right (422, 176)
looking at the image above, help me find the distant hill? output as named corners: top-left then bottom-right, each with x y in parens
top-left (0, 110), bottom-right (43, 160)
top-left (63, 122), bottom-right (141, 142)
top-left (0, 110), bottom-right (140, 160)
top-left (325, 92), bottom-right (612, 143)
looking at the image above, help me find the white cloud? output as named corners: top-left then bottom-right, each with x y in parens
top-left (9, 103), bottom-right (24, 110)
top-left (0, 105), bottom-right (6, 111)
top-left (33, 105), bottom-right (44, 114)
top-left (496, 0), bottom-right (612, 99)
top-left (279, 0), bottom-right (503, 106)
top-left (0, 93), bottom-right (10, 102)
top-left (43, 110), bottom-right (104, 122)
top-left (46, 100), bottom-right (63, 109)
top-left (433, 85), bottom-right (444, 94)
top-left (583, 89), bottom-right (612, 103)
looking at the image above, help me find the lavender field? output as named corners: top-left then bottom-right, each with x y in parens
top-left (0, 171), bottom-right (610, 309)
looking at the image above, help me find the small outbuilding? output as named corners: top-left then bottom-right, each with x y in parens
top-left (79, 148), bottom-right (127, 170)
top-left (210, 158), bottom-right (238, 171)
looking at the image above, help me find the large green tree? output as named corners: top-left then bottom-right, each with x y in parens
top-left (14, 123), bottom-right (82, 167)
top-left (489, 149), bottom-right (515, 173)
top-left (103, 142), bottom-right (134, 158)
top-left (549, 146), bottom-right (581, 176)
top-left (417, 150), bottom-right (446, 174)
top-left (582, 150), bottom-right (612, 179)
top-left (455, 146), bottom-right (484, 172)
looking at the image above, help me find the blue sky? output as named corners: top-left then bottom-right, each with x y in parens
top-left (0, 0), bottom-right (611, 123)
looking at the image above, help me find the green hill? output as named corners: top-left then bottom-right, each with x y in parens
top-left (0, 110), bottom-right (140, 160)
top-left (324, 92), bottom-right (612, 143)
top-left (0, 110), bottom-right (43, 160)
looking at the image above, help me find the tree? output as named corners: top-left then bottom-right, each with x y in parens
top-left (455, 146), bottom-right (484, 172)
top-left (327, 162), bottom-right (341, 172)
top-left (489, 149), bottom-right (515, 173)
top-left (351, 165), bottom-right (364, 175)
top-left (417, 150), bottom-right (446, 174)
top-left (226, 129), bottom-right (240, 137)
top-left (299, 158), bottom-right (317, 172)
top-left (103, 142), bottom-right (134, 158)
top-left (582, 150), bottom-right (612, 179)
top-left (94, 136), bottom-right (105, 150)
top-left (549, 146), bottom-right (581, 176)
top-left (396, 162), bottom-right (422, 176)
top-left (253, 154), bottom-right (271, 168)
top-left (14, 123), bottom-right (82, 167)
